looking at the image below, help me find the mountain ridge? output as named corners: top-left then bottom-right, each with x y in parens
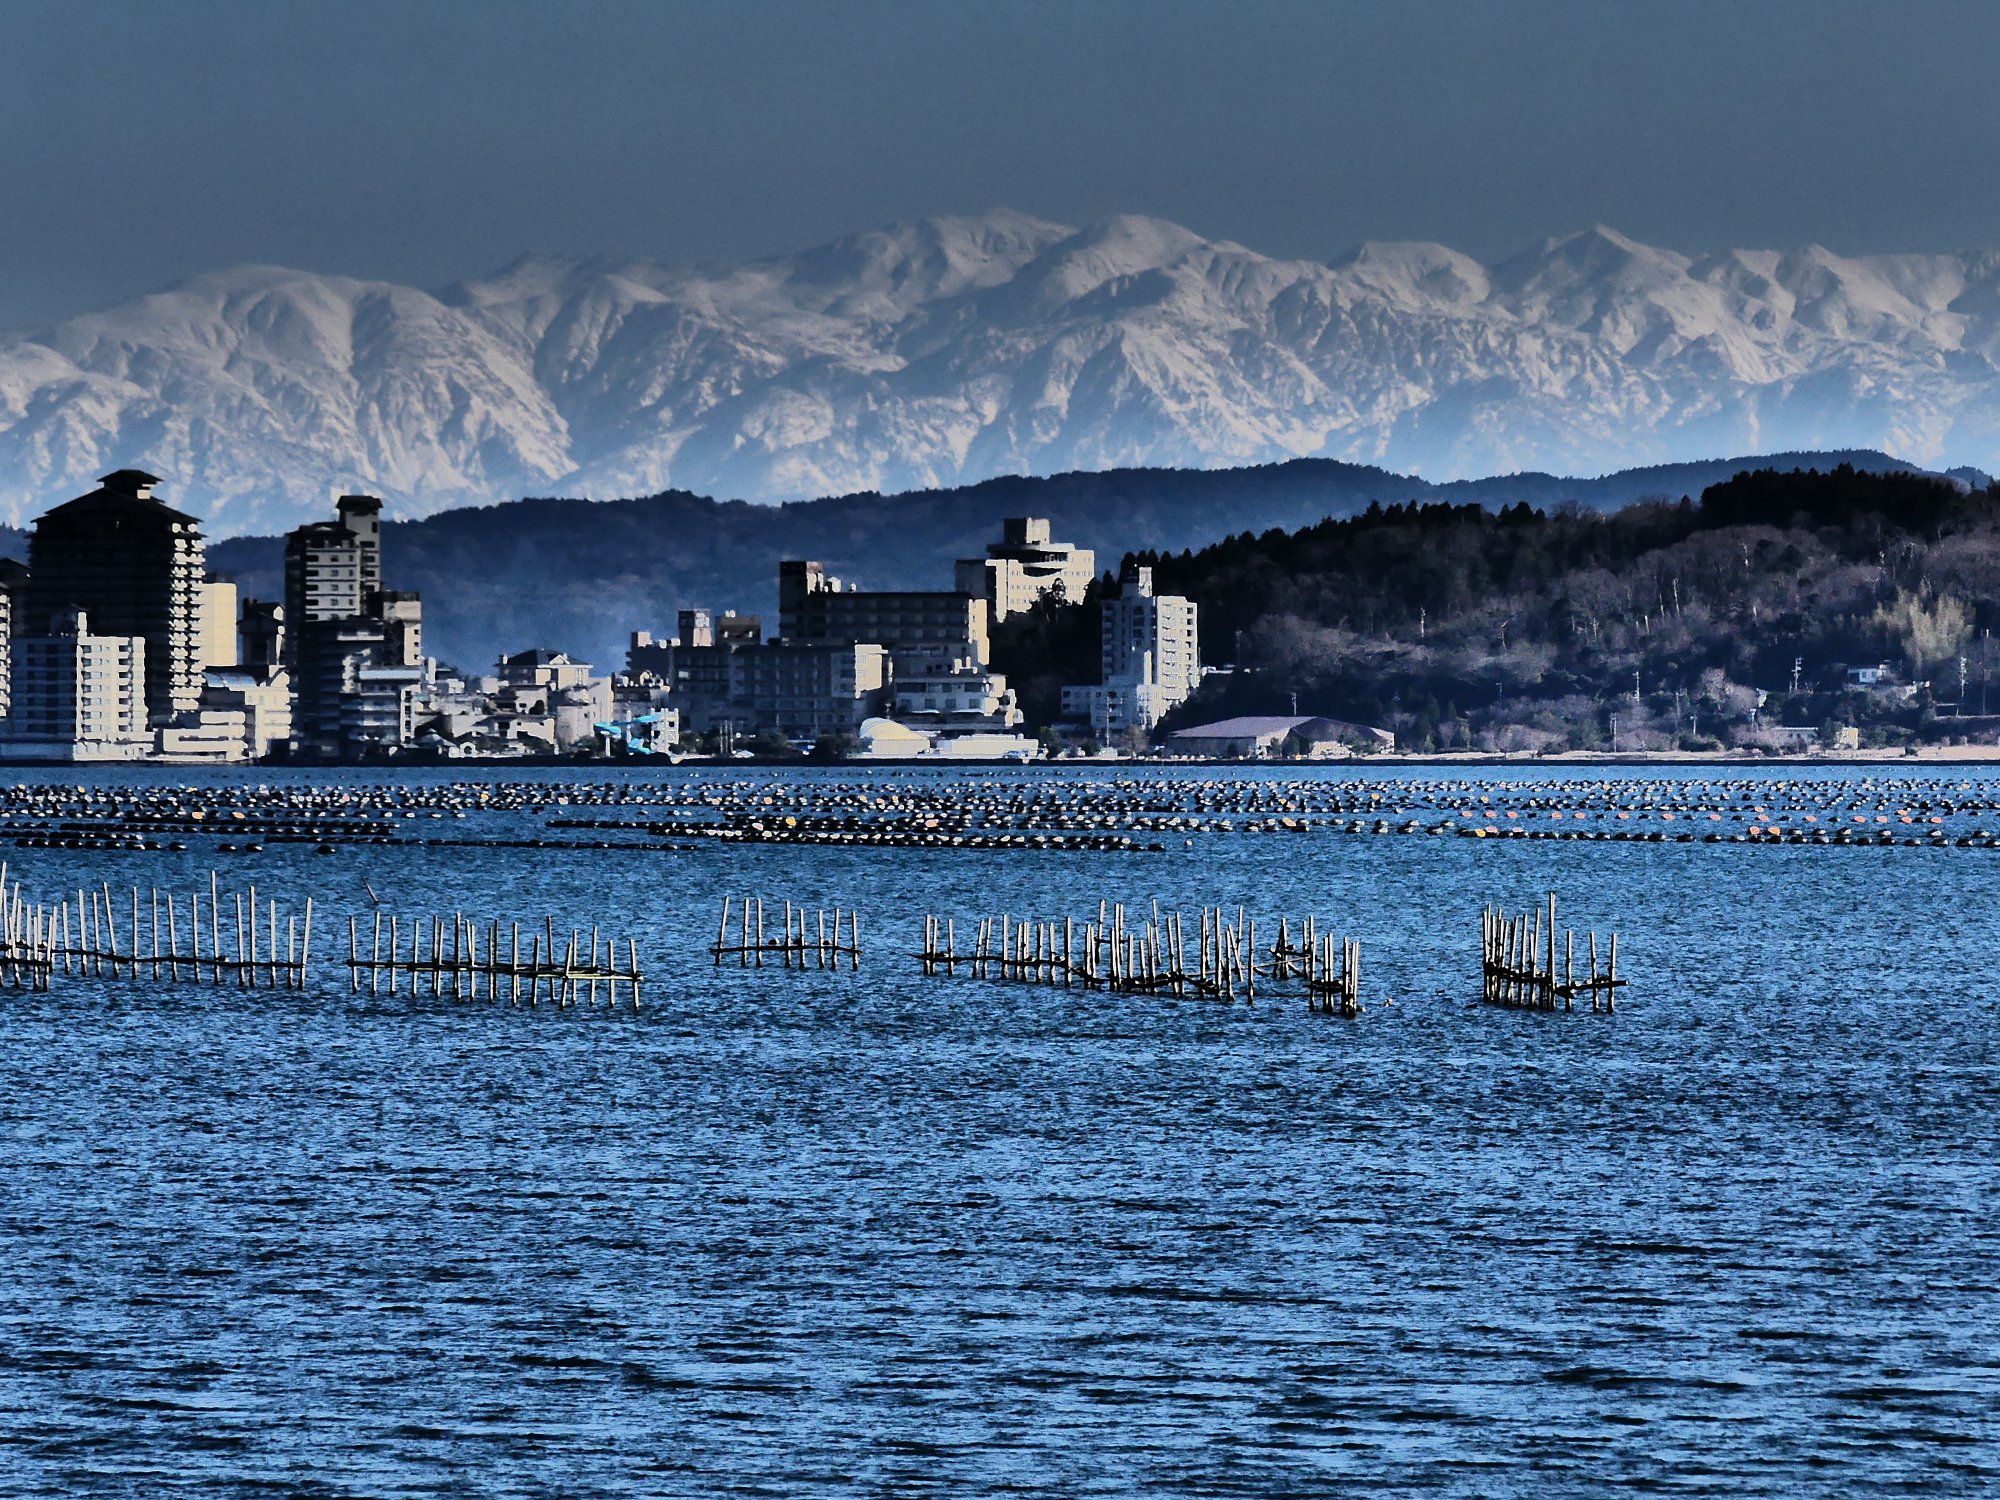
top-left (192, 449), bottom-right (1938, 673)
top-left (10, 212), bottom-right (2000, 534)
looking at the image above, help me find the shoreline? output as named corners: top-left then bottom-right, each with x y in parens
top-left (7, 746), bottom-right (2000, 771)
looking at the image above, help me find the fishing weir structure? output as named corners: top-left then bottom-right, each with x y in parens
top-left (1480, 895), bottom-right (1624, 1011)
top-left (712, 896), bottom-right (862, 970)
top-left (917, 902), bottom-right (1362, 1014)
top-left (25, 872), bottom-right (315, 989)
top-left (0, 867), bottom-right (57, 989)
top-left (346, 911), bottom-right (644, 1006)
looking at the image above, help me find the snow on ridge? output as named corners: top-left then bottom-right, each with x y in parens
top-left (4, 210), bottom-right (2000, 534)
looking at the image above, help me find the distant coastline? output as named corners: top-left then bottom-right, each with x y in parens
top-left (3, 748), bottom-right (1995, 772)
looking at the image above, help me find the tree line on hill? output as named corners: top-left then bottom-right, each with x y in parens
top-left (994, 465), bottom-right (2000, 752)
top-left (196, 449), bottom-right (1928, 673)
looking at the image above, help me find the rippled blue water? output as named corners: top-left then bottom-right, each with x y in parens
top-left (1, 765), bottom-right (1995, 1496)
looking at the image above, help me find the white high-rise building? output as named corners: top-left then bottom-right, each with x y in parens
top-left (284, 495), bottom-right (382, 633)
top-left (3, 607), bottom-right (150, 760)
top-left (196, 578), bottom-right (238, 668)
top-left (1061, 563), bottom-right (1199, 734)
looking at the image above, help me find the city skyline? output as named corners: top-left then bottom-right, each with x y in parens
top-left (0, 463), bottom-right (1181, 762)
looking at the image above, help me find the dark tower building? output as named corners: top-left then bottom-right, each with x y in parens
top-left (283, 494), bottom-right (382, 655)
top-left (281, 495), bottom-right (424, 758)
top-left (22, 469), bottom-right (204, 726)
top-left (240, 599), bottom-right (286, 670)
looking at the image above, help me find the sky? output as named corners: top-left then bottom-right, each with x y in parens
top-left (1, 0), bottom-right (1993, 328)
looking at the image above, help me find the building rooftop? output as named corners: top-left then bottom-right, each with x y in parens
top-left (1170, 715), bottom-right (1331, 739)
top-left (502, 648), bottom-right (582, 668)
top-left (40, 472), bottom-right (200, 526)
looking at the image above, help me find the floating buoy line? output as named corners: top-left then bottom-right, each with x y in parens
top-left (0, 773), bottom-right (1992, 853)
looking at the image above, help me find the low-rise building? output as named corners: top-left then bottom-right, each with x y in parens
top-left (596, 678), bottom-right (681, 755)
top-left (729, 641), bottom-right (889, 741)
top-left (779, 560), bottom-right (991, 665)
top-left (196, 667), bottom-right (293, 760)
top-left (1062, 681), bottom-right (1173, 737)
top-left (1167, 715), bottom-right (1391, 759)
top-left (890, 647), bottom-right (1021, 733)
top-left (499, 648), bottom-right (596, 694)
top-left (552, 680), bottom-right (612, 750)
top-left (855, 717), bottom-right (1039, 760)
top-left (343, 664), bottom-right (426, 753)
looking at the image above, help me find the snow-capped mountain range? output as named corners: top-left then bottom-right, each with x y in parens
top-left (6, 209), bottom-right (2000, 535)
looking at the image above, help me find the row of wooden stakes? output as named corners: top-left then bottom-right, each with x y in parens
top-left (0, 863), bottom-right (641, 1007)
top-left (0, 866), bottom-right (57, 989)
top-left (345, 911), bottom-right (644, 1007)
top-left (711, 896), bottom-right (861, 970)
top-left (916, 902), bottom-right (1362, 1013)
top-left (0, 869), bottom-right (1621, 1021)
top-left (0, 867), bottom-right (313, 990)
top-left (1481, 895), bottom-right (1624, 1012)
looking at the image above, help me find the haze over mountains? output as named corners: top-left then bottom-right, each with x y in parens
top-left (8, 211), bottom-right (2000, 534)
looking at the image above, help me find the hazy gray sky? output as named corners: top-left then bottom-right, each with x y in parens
top-left (1, 0), bottom-right (1990, 326)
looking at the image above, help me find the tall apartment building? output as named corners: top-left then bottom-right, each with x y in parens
top-left (281, 496), bottom-right (428, 758)
top-left (291, 616), bottom-right (391, 758)
top-left (0, 557), bottom-right (27, 719)
top-left (778, 560), bottom-right (990, 665)
top-left (1061, 563), bottom-right (1200, 734)
top-left (954, 517), bottom-right (1096, 623)
top-left (283, 495), bottom-right (382, 638)
top-left (5, 608), bottom-right (149, 760)
top-left (21, 469), bottom-right (204, 726)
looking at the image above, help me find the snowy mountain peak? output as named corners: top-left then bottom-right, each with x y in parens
top-left (1331, 242), bottom-right (1492, 311)
top-left (4, 210), bottom-right (2000, 535)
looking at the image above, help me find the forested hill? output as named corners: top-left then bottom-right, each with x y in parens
top-left (1123, 465), bottom-right (2000, 753)
top-left (198, 448), bottom-right (1926, 671)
